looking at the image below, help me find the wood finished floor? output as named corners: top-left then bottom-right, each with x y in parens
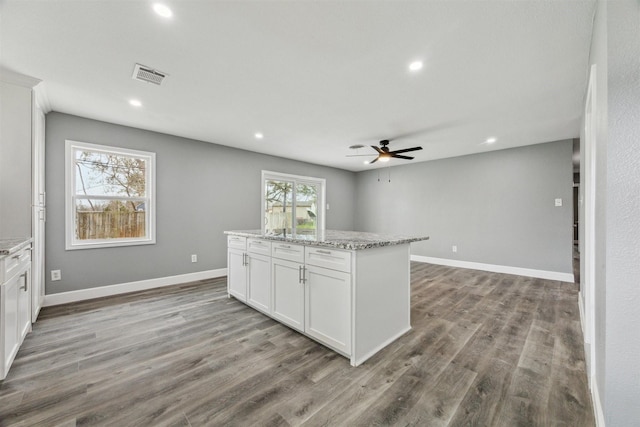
top-left (0, 262), bottom-right (594, 426)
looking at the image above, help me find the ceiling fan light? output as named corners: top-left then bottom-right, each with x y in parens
top-left (379, 156), bottom-right (391, 162)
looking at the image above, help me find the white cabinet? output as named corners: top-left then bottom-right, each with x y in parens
top-left (227, 236), bottom-right (272, 315)
top-left (17, 269), bottom-right (31, 342)
top-left (1, 243), bottom-right (32, 380)
top-left (1, 70), bottom-right (45, 325)
top-left (272, 256), bottom-right (305, 332)
top-left (227, 248), bottom-right (247, 301)
top-left (2, 274), bottom-right (20, 379)
top-left (226, 233), bottom-right (412, 366)
top-left (246, 252), bottom-right (271, 314)
top-left (305, 265), bottom-right (351, 354)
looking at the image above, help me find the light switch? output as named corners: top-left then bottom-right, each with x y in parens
top-left (555, 198), bottom-right (563, 207)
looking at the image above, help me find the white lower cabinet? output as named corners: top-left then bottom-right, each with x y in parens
top-left (231, 238), bottom-right (353, 358)
top-left (227, 236), bottom-right (272, 315)
top-left (305, 265), bottom-right (351, 354)
top-left (246, 253), bottom-right (271, 314)
top-left (227, 248), bottom-right (247, 301)
top-left (17, 270), bottom-right (31, 342)
top-left (1, 245), bottom-right (32, 380)
top-left (271, 258), bottom-right (305, 332)
top-left (227, 233), bottom-right (412, 367)
top-left (228, 238), bottom-right (352, 356)
top-left (2, 274), bottom-right (20, 379)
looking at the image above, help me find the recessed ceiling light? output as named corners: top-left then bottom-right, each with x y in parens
top-left (254, 132), bottom-right (264, 139)
top-left (363, 160), bottom-right (370, 165)
top-left (153, 3), bottom-right (173, 18)
top-left (129, 99), bottom-right (142, 107)
top-left (485, 137), bottom-right (497, 144)
top-left (408, 61), bottom-right (423, 72)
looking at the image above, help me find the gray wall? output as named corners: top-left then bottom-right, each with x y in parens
top-left (582, 1), bottom-right (640, 424)
top-left (45, 112), bottom-right (356, 294)
top-left (355, 140), bottom-right (574, 274)
top-left (603, 1), bottom-right (640, 424)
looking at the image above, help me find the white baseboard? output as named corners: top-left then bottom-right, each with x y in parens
top-left (592, 376), bottom-right (606, 427)
top-left (43, 268), bottom-right (228, 307)
top-left (411, 255), bottom-right (575, 283)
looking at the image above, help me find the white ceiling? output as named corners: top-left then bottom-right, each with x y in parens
top-left (0, 0), bottom-right (595, 172)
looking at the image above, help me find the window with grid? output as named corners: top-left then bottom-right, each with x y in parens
top-left (65, 140), bottom-right (156, 250)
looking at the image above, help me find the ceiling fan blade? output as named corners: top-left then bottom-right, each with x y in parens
top-left (391, 154), bottom-right (415, 160)
top-left (371, 145), bottom-right (384, 154)
top-left (368, 157), bottom-right (379, 164)
top-left (390, 146), bottom-right (423, 155)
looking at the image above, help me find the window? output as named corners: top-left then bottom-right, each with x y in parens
top-left (65, 140), bottom-right (156, 250)
top-left (262, 171), bottom-right (325, 240)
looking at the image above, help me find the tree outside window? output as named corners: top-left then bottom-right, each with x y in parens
top-left (66, 140), bottom-right (155, 250)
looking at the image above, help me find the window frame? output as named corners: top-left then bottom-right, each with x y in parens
top-left (65, 140), bottom-right (156, 250)
top-left (261, 170), bottom-right (326, 239)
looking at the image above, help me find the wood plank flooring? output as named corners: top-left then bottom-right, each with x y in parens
top-left (0, 262), bottom-right (595, 426)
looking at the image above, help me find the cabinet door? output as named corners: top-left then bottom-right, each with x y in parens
top-left (246, 253), bottom-right (271, 314)
top-left (227, 249), bottom-right (247, 301)
top-left (271, 258), bottom-right (304, 332)
top-left (305, 265), bottom-right (351, 354)
top-left (17, 269), bottom-right (31, 341)
top-left (2, 275), bottom-right (20, 379)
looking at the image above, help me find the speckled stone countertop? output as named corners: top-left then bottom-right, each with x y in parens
top-left (0, 238), bottom-right (32, 256)
top-left (225, 230), bottom-right (429, 251)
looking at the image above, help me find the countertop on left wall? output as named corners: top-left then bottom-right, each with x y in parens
top-left (0, 238), bottom-right (32, 256)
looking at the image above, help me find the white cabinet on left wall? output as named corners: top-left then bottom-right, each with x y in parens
top-left (0, 69), bottom-right (46, 324)
top-left (1, 241), bottom-right (32, 380)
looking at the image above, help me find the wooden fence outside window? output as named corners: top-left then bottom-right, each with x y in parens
top-left (76, 211), bottom-right (146, 240)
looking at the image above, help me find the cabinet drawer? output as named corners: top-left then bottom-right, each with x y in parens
top-left (3, 247), bottom-right (31, 282)
top-left (271, 242), bottom-right (304, 263)
top-left (227, 235), bottom-right (247, 250)
top-left (247, 238), bottom-right (271, 255)
top-left (305, 247), bottom-right (351, 273)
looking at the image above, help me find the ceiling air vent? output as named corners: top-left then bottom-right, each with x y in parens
top-left (132, 63), bottom-right (167, 85)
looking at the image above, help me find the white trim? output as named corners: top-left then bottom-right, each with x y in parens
top-left (43, 268), bottom-right (227, 307)
top-left (33, 84), bottom-right (52, 113)
top-left (411, 255), bottom-right (575, 283)
top-left (592, 377), bottom-right (606, 427)
top-left (0, 67), bottom-right (41, 88)
top-left (65, 140), bottom-right (156, 250)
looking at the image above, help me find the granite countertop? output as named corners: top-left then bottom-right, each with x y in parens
top-left (225, 230), bottom-right (429, 251)
top-left (0, 238), bottom-right (32, 256)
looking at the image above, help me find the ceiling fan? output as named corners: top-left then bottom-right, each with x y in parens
top-left (348, 139), bottom-right (423, 164)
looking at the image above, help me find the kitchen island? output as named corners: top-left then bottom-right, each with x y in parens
top-left (225, 230), bottom-right (429, 366)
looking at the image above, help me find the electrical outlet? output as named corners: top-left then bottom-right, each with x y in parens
top-left (555, 198), bottom-right (563, 207)
top-left (452, 245), bottom-right (457, 253)
top-left (191, 254), bottom-right (197, 263)
top-left (51, 270), bottom-right (61, 281)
